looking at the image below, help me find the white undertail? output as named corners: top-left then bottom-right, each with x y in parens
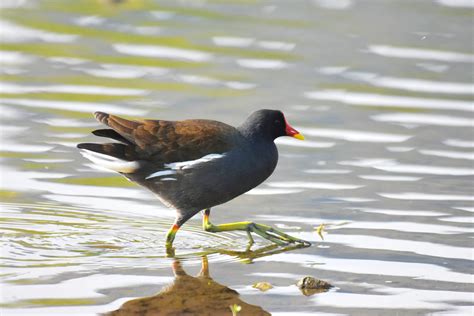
top-left (80, 149), bottom-right (140, 173)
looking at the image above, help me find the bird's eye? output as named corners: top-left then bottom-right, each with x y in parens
top-left (274, 119), bottom-right (281, 125)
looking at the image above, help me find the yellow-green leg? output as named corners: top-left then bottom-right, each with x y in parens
top-left (165, 223), bottom-right (180, 255)
top-left (202, 209), bottom-right (311, 247)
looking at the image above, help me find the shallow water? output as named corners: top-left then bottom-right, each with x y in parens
top-left (0, 0), bottom-right (473, 315)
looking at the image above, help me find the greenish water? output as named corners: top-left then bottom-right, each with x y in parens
top-left (1, 0), bottom-right (473, 315)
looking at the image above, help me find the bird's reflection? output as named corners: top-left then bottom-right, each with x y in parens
top-left (107, 243), bottom-right (309, 315)
top-left (107, 255), bottom-right (270, 316)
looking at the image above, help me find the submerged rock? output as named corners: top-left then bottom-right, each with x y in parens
top-left (296, 276), bottom-right (332, 296)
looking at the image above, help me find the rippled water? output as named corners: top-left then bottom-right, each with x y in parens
top-left (1, 0), bottom-right (473, 315)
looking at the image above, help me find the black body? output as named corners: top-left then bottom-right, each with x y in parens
top-left (78, 110), bottom-right (288, 226)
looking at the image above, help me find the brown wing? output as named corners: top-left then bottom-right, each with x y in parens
top-left (93, 112), bottom-right (237, 164)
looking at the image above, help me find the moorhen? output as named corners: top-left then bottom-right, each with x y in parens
top-left (77, 109), bottom-right (311, 249)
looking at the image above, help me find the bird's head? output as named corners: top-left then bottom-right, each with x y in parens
top-left (241, 109), bottom-right (305, 141)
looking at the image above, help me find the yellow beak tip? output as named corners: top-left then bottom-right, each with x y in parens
top-left (293, 133), bottom-right (305, 140)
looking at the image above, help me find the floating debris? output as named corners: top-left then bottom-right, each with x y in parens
top-left (252, 282), bottom-right (274, 292)
top-left (296, 276), bottom-right (332, 296)
top-left (316, 223), bottom-right (325, 240)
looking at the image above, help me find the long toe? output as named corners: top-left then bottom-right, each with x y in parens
top-left (255, 224), bottom-right (310, 246)
top-left (299, 239), bottom-right (312, 247)
top-left (249, 225), bottom-right (287, 246)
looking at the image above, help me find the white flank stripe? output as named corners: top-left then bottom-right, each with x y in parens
top-left (145, 170), bottom-right (177, 179)
top-left (80, 150), bottom-right (139, 173)
top-left (165, 153), bottom-right (225, 170)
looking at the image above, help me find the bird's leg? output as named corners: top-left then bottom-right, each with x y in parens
top-left (165, 223), bottom-right (180, 252)
top-left (198, 256), bottom-right (210, 278)
top-left (202, 209), bottom-right (311, 247)
top-left (246, 230), bottom-right (255, 246)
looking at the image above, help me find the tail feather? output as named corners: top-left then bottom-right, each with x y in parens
top-left (78, 112), bottom-right (144, 173)
top-left (94, 111), bottom-right (139, 144)
top-left (92, 129), bottom-right (133, 145)
top-left (77, 143), bottom-right (140, 173)
top-left (94, 111), bottom-right (110, 125)
top-left (77, 143), bottom-right (130, 160)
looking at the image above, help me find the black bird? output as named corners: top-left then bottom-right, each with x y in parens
top-left (77, 109), bottom-right (310, 249)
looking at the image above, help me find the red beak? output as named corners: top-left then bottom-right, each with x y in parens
top-left (284, 117), bottom-right (305, 140)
